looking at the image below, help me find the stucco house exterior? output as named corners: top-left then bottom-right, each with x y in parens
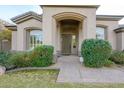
top-left (6, 5), bottom-right (124, 56)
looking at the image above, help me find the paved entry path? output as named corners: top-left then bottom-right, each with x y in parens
top-left (56, 56), bottom-right (82, 83)
top-left (55, 56), bottom-right (124, 83)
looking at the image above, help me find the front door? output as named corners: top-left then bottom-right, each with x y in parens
top-left (60, 19), bottom-right (79, 55)
top-left (61, 34), bottom-right (72, 55)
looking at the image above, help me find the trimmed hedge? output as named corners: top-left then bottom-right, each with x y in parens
top-left (81, 39), bottom-right (112, 68)
top-left (109, 51), bottom-right (124, 64)
top-left (31, 45), bottom-right (54, 67)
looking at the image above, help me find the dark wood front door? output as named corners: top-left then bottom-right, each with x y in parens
top-left (61, 34), bottom-right (72, 55)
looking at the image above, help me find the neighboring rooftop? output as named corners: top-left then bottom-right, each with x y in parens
top-left (0, 19), bottom-right (12, 26)
top-left (0, 19), bottom-right (14, 31)
top-left (96, 15), bottom-right (124, 21)
top-left (119, 25), bottom-right (124, 28)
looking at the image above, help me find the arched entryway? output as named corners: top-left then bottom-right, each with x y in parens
top-left (53, 12), bottom-right (86, 56)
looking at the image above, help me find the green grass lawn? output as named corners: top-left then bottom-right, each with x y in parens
top-left (0, 69), bottom-right (124, 88)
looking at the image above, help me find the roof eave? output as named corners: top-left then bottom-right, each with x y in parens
top-left (40, 5), bottom-right (100, 9)
top-left (5, 25), bottom-right (17, 31)
top-left (114, 27), bottom-right (124, 33)
top-left (11, 11), bottom-right (42, 24)
top-left (96, 15), bottom-right (124, 21)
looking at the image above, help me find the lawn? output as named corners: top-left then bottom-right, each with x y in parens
top-left (0, 69), bottom-right (124, 88)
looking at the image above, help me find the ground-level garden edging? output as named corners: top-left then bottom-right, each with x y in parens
top-left (6, 67), bottom-right (60, 73)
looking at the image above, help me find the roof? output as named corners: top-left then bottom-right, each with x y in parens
top-left (119, 25), bottom-right (124, 28)
top-left (11, 11), bottom-right (42, 24)
top-left (96, 15), bottom-right (124, 21)
top-left (0, 19), bottom-right (14, 31)
top-left (114, 25), bottom-right (124, 33)
top-left (5, 25), bottom-right (17, 31)
top-left (0, 19), bottom-right (13, 26)
top-left (41, 5), bottom-right (100, 9)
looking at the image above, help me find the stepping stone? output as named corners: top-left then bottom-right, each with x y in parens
top-left (0, 66), bottom-right (6, 75)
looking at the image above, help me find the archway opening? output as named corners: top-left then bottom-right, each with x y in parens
top-left (53, 12), bottom-right (85, 56)
top-left (60, 19), bottom-right (80, 55)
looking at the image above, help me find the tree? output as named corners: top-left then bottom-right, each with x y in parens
top-left (0, 29), bottom-right (12, 50)
top-left (0, 29), bottom-right (12, 41)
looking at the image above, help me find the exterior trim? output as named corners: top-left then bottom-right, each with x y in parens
top-left (24, 27), bottom-right (42, 31)
top-left (53, 12), bottom-right (86, 22)
top-left (41, 5), bottom-right (100, 9)
top-left (96, 24), bottom-right (108, 28)
top-left (96, 24), bottom-right (108, 40)
top-left (114, 27), bottom-right (124, 33)
top-left (25, 27), bottom-right (42, 50)
top-left (11, 11), bottom-right (42, 24)
top-left (96, 15), bottom-right (124, 21)
top-left (5, 25), bottom-right (17, 31)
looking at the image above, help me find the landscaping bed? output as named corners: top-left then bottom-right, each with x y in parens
top-left (109, 50), bottom-right (124, 64)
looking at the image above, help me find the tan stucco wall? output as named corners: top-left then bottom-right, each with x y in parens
top-left (116, 32), bottom-right (124, 51)
top-left (42, 6), bottom-right (97, 54)
top-left (11, 31), bottom-right (17, 50)
top-left (122, 32), bottom-right (124, 50)
top-left (96, 20), bottom-right (118, 49)
top-left (14, 18), bottom-right (42, 51)
top-left (116, 33), bottom-right (122, 50)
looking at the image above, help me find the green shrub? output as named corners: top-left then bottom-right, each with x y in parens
top-left (104, 60), bottom-right (114, 67)
top-left (0, 51), bottom-right (14, 69)
top-left (81, 39), bottom-right (112, 68)
top-left (8, 52), bottom-right (32, 68)
top-left (0, 51), bottom-right (10, 63)
top-left (31, 45), bottom-right (54, 67)
top-left (109, 51), bottom-right (124, 64)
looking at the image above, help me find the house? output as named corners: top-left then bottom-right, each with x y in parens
top-left (6, 5), bottom-right (124, 56)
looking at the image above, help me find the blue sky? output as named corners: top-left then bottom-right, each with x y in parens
top-left (0, 5), bottom-right (42, 23)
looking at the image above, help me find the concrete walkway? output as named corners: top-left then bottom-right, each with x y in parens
top-left (56, 56), bottom-right (82, 83)
top-left (55, 56), bottom-right (124, 83)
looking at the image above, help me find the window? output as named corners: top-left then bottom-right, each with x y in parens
top-left (96, 27), bottom-right (106, 39)
top-left (29, 30), bottom-right (43, 49)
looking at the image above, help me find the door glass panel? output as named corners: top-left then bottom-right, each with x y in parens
top-left (72, 35), bottom-right (76, 48)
